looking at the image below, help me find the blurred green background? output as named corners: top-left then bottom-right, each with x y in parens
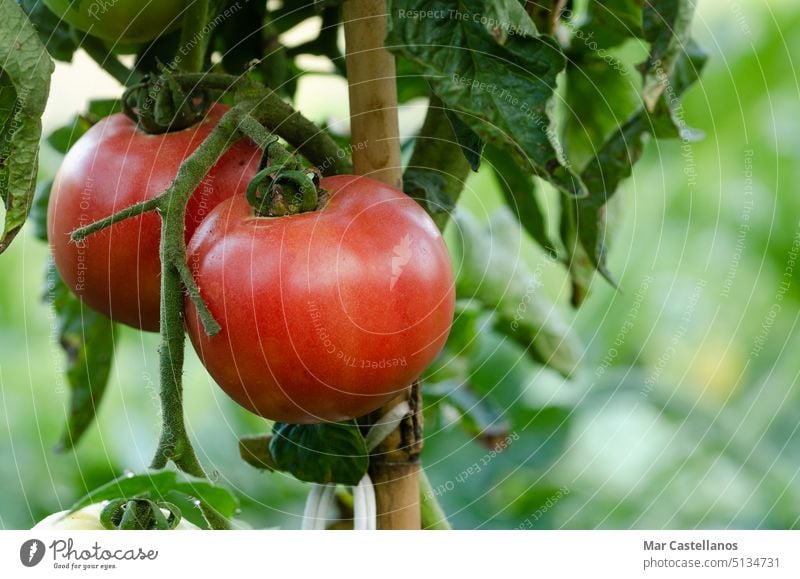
top-left (2, 0), bottom-right (799, 529)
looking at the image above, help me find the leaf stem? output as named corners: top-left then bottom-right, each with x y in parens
top-left (70, 195), bottom-right (163, 242)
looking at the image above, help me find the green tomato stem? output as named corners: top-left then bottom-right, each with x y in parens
top-left (150, 107), bottom-right (243, 478)
top-left (178, 0), bottom-right (210, 74)
top-left (70, 195), bottom-right (164, 242)
top-left (419, 470), bottom-right (452, 530)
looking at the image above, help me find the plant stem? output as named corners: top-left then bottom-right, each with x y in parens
top-left (71, 196), bottom-right (163, 242)
top-left (179, 0), bottom-right (210, 73)
top-left (250, 94), bottom-right (352, 176)
top-left (419, 470), bottom-right (452, 530)
top-left (172, 73), bottom-right (352, 175)
top-left (150, 107), bottom-right (243, 476)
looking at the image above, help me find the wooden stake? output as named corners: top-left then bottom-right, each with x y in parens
top-left (342, 0), bottom-right (421, 530)
top-left (342, 0), bottom-right (403, 189)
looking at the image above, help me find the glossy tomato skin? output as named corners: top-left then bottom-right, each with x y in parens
top-left (42, 0), bottom-right (185, 44)
top-left (185, 175), bottom-right (456, 424)
top-left (48, 104), bottom-right (260, 331)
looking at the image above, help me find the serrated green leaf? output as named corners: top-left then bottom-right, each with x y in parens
top-left (387, 0), bottom-right (586, 198)
top-left (270, 421), bottom-right (368, 486)
top-left (484, 144), bottom-right (557, 257)
top-left (17, 0), bottom-right (79, 62)
top-left (45, 263), bottom-right (116, 451)
top-left (0, 2), bottom-right (53, 254)
top-left (570, 39), bottom-right (707, 286)
top-left (68, 471), bottom-right (240, 520)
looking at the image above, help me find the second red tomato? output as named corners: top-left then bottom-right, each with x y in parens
top-left (48, 104), bottom-right (261, 331)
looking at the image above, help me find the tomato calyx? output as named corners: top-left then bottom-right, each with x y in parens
top-left (99, 498), bottom-right (184, 530)
top-left (246, 165), bottom-right (322, 217)
top-left (122, 69), bottom-right (210, 135)
top-left (244, 137), bottom-right (323, 217)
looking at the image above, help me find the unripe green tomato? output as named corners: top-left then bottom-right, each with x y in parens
top-left (42, 0), bottom-right (185, 44)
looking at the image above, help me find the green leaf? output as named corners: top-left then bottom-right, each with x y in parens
top-left (396, 56), bottom-right (431, 103)
top-left (47, 117), bottom-right (92, 155)
top-left (404, 95), bottom-right (471, 229)
top-left (426, 380), bottom-right (511, 446)
top-left (68, 471), bottom-right (240, 520)
top-left (46, 263), bottom-right (116, 451)
top-left (86, 98), bottom-right (122, 121)
top-left (404, 168), bottom-right (454, 216)
top-left (387, 0), bottom-right (586, 198)
top-left (572, 39), bottom-right (707, 283)
top-left (482, 0), bottom-right (538, 42)
top-left (270, 421), bottom-right (369, 486)
top-left (559, 196), bottom-right (597, 308)
top-left (565, 55), bottom-right (641, 169)
top-left (29, 178), bottom-right (51, 242)
top-left (0, 1), bottom-right (53, 254)
top-left (17, 0), bottom-right (79, 62)
top-left (484, 144), bottom-right (557, 257)
top-left (444, 108), bottom-right (484, 172)
top-left (574, 0), bottom-right (644, 52)
top-left (640, 0), bottom-right (696, 111)
top-left (238, 435), bottom-right (279, 471)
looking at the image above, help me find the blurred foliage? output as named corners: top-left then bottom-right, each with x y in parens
top-left (1, 1), bottom-right (799, 530)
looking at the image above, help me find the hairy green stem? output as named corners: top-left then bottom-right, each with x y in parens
top-left (172, 73), bottom-right (351, 175)
top-left (419, 470), bottom-right (451, 530)
top-left (179, 0), bottom-right (210, 73)
top-left (250, 94), bottom-right (352, 176)
top-left (71, 196), bottom-right (163, 242)
top-left (173, 257), bottom-right (220, 336)
top-left (150, 107), bottom-right (242, 476)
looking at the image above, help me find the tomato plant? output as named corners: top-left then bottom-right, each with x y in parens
top-left (2, 0), bottom-right (707, 532)
top-left (41, 0), bottom-right (184, 44)
top-left (47, 103), bottom-right (260, 331)
top-left (185, 175), bottom-right (456, 423)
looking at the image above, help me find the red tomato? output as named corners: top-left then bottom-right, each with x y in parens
top-left (48, 104), bottom-right (260, 331)
top-left (185, 175), bottom-right (456, 423)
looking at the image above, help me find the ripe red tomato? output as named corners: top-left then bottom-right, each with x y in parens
top-left (185, 175), bottom-right (456, 424)
top-left (48, 104), bottom-right (260, 331)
